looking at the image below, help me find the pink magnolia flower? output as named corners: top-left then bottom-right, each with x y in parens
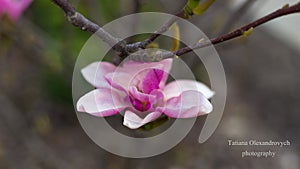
top-left (77, 59), bottom-right (214, 129)
top-left (0, 0), bottom-right (32, 21)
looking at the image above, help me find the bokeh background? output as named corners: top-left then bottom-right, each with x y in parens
top-left (0, 0), bottom-right (299, 169)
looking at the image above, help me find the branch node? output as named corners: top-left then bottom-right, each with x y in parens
top-left (243, 27), bottom-right (254, 37)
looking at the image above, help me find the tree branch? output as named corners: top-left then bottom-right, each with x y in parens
top-left (125, 16), bottom-right (180, 52)
top-left (50, 0), bottom-right (125, 52)
top-left (125, 3), bottom-right (197, 52)
top-left (51, 0), bottom-right (300, 60)
top-left (163, 2), bottom-right (300, 58)
top-left (50, 0), bottom-right (183, 55)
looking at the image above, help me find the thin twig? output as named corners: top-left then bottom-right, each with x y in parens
top-left (50, 0), bottom-right (183, 54)
top-left (50, 0), bottom-right (125, 52)
top-left (125, 0), bottom-right (217, 53)
top-left (125, 7), bottom-right (189, 52)
top-left (162, 2), bottom-right (300, 58)
top-left (51, 0), bottom-right (300, 59)
top-left (125, 16), bottom-right (180, 52)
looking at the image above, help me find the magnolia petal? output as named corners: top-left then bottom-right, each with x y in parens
top-left (148, 89), bottom-right (165, 106)
top-left (76, 88), bottom-right (129, 117)
top-left (105, 59), bottom-right (172, 93)
top-left (105, 59), bottom-right (173, 93)
top-left (163, 79), bottom-right (215, 99)
top-left (122, 58), bottom-right (173, 88)
top-left (156, 90), bottom-right (212, 118)
top-left (81, 62), bottom-right (116, 88)
top-left (123, 110), bottom-right (162, 129)
top-left (129, 86), bottom-right (155, 102)
top-left (105, 72), bottom-right (134, 92)
top-left (123, 58), bottom-right (173, 74)
top-left (142, 69), bottom-right (164, 94)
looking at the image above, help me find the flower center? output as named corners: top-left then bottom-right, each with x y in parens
top-left (141, 101), bottom-right (148, 111)
top-left (129, 96), bottom-right (151, 112)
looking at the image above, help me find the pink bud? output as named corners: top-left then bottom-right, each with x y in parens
top-left (0, 0), bottom-right (32, 21)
